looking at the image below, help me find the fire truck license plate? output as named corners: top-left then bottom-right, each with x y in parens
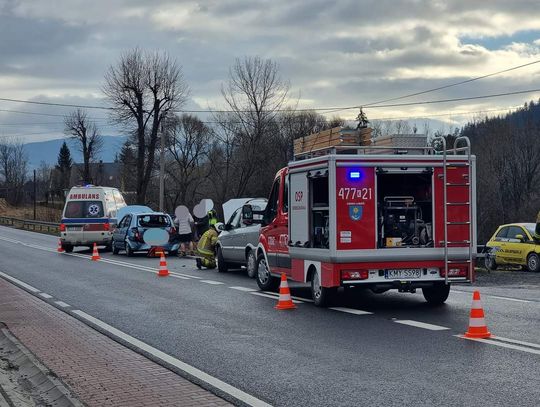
top-left (385, 269), bottom-right (422, 279)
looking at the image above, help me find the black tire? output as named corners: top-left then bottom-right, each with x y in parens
top-left (125, 241), bottom-right (134, 257)
top-left (217, 247), bottom-right (228, 273)
top-left (310, 270), bottom-right (336, 307)
top-left (246, 250), bottom-right (257, 278)
top-left (112, 243), bottom-right (119, 255)
top-left (255, 253), bottom-right (280, 291)
top-left (422, 283), bottom-right (451, 305)
top-left (485, 253), bottom-right (497, 271)
top-left (63, 244), bottom-right (73, 253)
top-left (527, 253), bottom-right (540, 272)
top-left (105, 242), bottom-right (113, 252)
top-left (169, 249), bottom-right (179, 256)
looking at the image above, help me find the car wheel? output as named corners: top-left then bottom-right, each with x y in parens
top-left (105, 242), bottom-right (113, 252)
top-left (217, 247), bottom-right (228, 273)
top-left (255, 253), bottom-right (279, 291)
top-left (484, 252), bottom-right (497, 271)
top-left (169, 249), bottom-right (179, 256)
top-left (112, 241), bottom-right (119, 255)
top-left (527, 253), bottom-right (540, 272)
top-left (311, 270), bottom-right (336, 307)
top-left (63, 244), bottom-right (73, 253)
top-left (422, 282), bottom-right (450, 305)
top-left (246, 250), bottom-right (257, 278)
top-left (125, 241), bottom-right (134, 257)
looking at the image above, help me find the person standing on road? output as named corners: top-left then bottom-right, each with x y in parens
top-left (195, 222), bottom-right (220, 269)
top-left (176, 210), bottom-right (195, 256)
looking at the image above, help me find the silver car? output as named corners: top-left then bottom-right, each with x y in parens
top-left (216, 199), bottom-right (267, 277)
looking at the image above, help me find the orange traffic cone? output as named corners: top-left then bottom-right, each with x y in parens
top-left (275, 273), bottom-right (296, 310)
top-left (57, 239), bottom-right (65, 253)
top-left (464, 290), bottom-right (491, 339)
top-left (91, 243), bottom-right (101, 261)
top-left (158, 253), bottom-right (170, 277)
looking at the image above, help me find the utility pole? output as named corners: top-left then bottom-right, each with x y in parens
top-left (33, 169), bottom-right (36, 220)
top-left (159, 121), bottom-right (165, 212)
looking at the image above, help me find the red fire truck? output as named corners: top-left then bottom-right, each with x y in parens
top-left (248, 136), bottom-right (476, 306)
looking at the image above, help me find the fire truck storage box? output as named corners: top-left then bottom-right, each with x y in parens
top-left (371, 134), bottom-right (427, 152)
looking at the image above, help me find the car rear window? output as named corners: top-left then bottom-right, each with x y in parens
top-left (138, 215), bottom-right (170, 228)
top-left (64, 201), bottom-right (104, 218)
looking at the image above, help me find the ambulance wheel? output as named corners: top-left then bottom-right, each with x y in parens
top-left (255, 253), bottom-right (279, 291)
top-left (125, 241), bottom-right (134, 257)
top-left (527, 253), bottom-right (540, 272)
top-left (217, 247), bottom-right (228, 273)
top-left (311, 271), bottom-right (336, 307)
top-left (63, 244), bottom-right (73, 253)
top-left (422, 283), bottom-right (450, 305)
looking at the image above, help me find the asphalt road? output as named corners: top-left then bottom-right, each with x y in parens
top-left (0, 225), bottom-right (539, 407)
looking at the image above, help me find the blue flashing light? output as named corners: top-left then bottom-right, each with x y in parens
top-left (348, 170), bottom-right (362, 180)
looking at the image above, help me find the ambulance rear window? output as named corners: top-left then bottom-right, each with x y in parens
top-left (64, 201), bottom-right (104, 218)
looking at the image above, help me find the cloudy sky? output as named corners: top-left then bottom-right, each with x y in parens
top-left (1, 0), bottom-right (540, 142)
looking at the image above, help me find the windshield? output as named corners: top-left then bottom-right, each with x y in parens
top-left (137, 214), bottom-right (170, 228)
top-left (64, 201), bottom-right (104, 218)
top-left (525, 224), bottom-right (536, 236)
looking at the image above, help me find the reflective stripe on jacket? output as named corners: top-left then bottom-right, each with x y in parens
top-left (197, 228), bottom-right (218, 253)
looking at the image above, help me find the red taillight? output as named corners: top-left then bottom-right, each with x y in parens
top-left (104, 223), bottom-right (110, 231)
top-left (341, 270), bottom-right (369, 280)
top-left (60, 223), bottom-right (66, 232)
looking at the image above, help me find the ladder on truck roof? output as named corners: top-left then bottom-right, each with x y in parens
top-left (433, 136), bottom-right (474, 284)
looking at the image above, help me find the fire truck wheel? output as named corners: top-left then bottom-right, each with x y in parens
top-left (311, 271), bottom-right (336, 307)
top-left (246, 250), bottom-right (257, 278)
top-left (255, 253), bottom-right (279, 291)
top-left (422, 283), bottom-right (450, 305)
top-left (217, 247), bottom-right (228, 273)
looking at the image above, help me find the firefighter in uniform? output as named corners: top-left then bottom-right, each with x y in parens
top-left (535, 210), bottom-right (540, 242)
top-left (196, 220), bottom-right (220, 269)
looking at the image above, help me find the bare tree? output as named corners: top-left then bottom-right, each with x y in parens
top-left (103, 48), bottom-right (190, 203)
top-left (218, 56), bottom-right (290, 197)
top-left (64, 109), bottom-right (103, 184)
top-left (165, 114), bottom-right (211, 207)
top-left (0, 139), bottom-right (27, 205)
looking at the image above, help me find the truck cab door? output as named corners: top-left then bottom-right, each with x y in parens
top-left (262, 176), bottom-right (282, 273)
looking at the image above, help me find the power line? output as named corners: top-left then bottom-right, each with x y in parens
top-left (362, 59), bottom-right (540, 107)
top-left (370, 105), bottom-right (522, 121)
top-left (362, 88), bottom-right (540, 109)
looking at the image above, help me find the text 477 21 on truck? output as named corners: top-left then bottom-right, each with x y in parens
top-left (247, 133), bottom-right (476, 306)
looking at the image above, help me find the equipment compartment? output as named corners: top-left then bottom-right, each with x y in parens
top-left (376, 169), bottom-right (433, 248)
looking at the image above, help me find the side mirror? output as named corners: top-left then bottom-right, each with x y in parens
top-left (515, 234), bottom-right (525, 242)
top-left (242, 205), bottom-right (253, 222)
top-left (216, 223), bottom-right (225, 232)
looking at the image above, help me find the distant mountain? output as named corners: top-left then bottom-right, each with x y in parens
top-left (25, 136), bottom-right (127, 169)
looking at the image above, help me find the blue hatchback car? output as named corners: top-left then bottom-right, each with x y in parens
top-left (112, 211), bottom-right (179, 256)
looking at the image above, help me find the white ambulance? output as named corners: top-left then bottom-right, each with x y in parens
top-left (60, 185), bottom-right (126, 252)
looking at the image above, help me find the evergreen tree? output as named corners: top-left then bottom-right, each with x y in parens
top-left (56, 142), bottom-right (73, 191)
top-left (118, 141), bottom-right (136, 192)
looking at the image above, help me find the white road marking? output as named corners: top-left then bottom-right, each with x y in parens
top-left (170, 274), bottom-right (190, 280)
top-left (38, 293), bottom-right (53, 299)
top-left (291, 295), bottom-right (313, 303)
top-left (394, 320), bottom-right (450, 331)
top-left (229, 286), bottom-right (257, 292)
top-left (451, 290), bottom-right (533, 303)
top-left (71, 310), bottom-right (271, 407)
top-left (200, 280), bottom-right (225, 285)
top-left (329, 307), bottom-right (373, 315)
top-left (0, 271), bottom-right (40, 293)
top-left (250, 292), bottom-right (301, 303)
top-left (55, 301), bottom-right (71, 308)
top-left (491, 336), bottom-right (540, 350)
top-left (456, 335), bottom-right (540, 355)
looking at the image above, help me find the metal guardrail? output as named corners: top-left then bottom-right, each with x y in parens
top-left (0, 216), bottom-right (60, 235)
